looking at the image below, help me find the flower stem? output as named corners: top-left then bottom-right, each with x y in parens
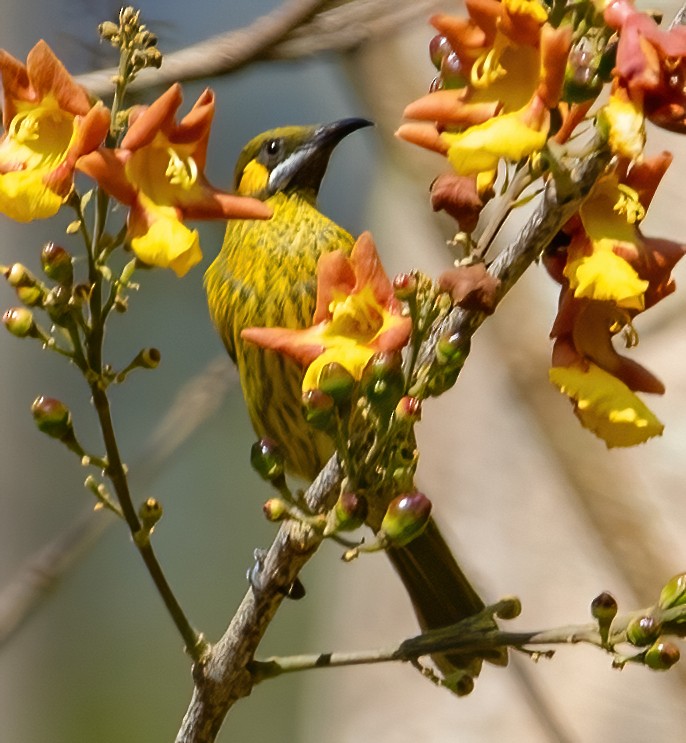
top-left (89, 381), bottom-right (207, 662)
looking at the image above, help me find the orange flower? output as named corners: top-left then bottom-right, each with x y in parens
top-left (605, 0), bottom-right (686, 132)
top-left (242, 232), bottom-right (412, 391)
top-left (78, 84), bottom-right (271, 276)
top-left (396, 1), bottom-right (571, 178)
top-left (0, 40), bottom-right (109, 222)
top-left (545, 153), bottom-right (685, 446)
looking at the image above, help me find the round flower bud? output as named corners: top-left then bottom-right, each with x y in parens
top-left (658, 573), bottom-right (686, 610)
top-left (429, 34), bottom-right (452, 70)
top-left (31, 396), bottom-right (73, 439)
top-left (139, 497), bottom-right (163, 530)
top-left (395, 395), bottom-right (422, 423)
top-left (591, 592), bottom-right (618, 623)
top-left (317, 362), bottom-right (356, 406)
top-left (626, 615), bottom-right (662, 647)
top-left (496, 596), bottom-right (522, 620)
top-left (301, 388), bottom-right (335, 430)
top-left (41, 242), bottom-right (73, 285)
top-left (360, 351), bottom-right (405, 416)
top-left (436, 332), bottom-right (470, 367)
top-left (3, 307), bottom-right (36, 338)
top-left (263, 498), bottom-right (288, 522)
top-left (325, 492), bottom-right (368, 535)
top-left (441, 51), bottom-right (468, 89)
top-left (393, 272), bottom-right (418, 301)
top-left (644, 639), bottom-right (680, 671)
top-left (380, 492), bottom-right (432, 547)
top-left (250, 438), bottom-right (285, 482)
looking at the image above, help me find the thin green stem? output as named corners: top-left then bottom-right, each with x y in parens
top-left (89, 382), bottom-right (207, 661)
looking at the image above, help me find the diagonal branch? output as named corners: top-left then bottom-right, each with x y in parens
top-left (175, 145), bottom-right (613, 742)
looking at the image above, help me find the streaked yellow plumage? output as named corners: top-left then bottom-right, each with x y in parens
top-left (205, 120), bottom-right (505, 690)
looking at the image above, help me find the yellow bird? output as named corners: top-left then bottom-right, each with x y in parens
top-left (205, 119), bottom-right (503, 690)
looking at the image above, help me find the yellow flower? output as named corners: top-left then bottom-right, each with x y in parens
top-left (241, 232), bottom-right (412, 391)
top-left (78, 84), bottom-right (271, 276)
top-left (441, 105), bottom-right (549, 176)
top-left (0, 40), bottom-right (109, 222)
top-left (549, 364), bottom-right (663, 447)
top-left (599, 91), bottom-right (646, 160)
top-left (397, 5), bottom-right (571, 178)
top-left (564, 248), bottom-right (647, 310)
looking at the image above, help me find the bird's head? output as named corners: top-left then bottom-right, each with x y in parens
top-left (232, 118), bottom-right (373, 201)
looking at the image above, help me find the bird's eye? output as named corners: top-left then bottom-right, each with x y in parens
top-left (265, 139), bottom-right (282, 158)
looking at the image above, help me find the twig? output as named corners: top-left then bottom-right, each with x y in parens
top-left (75, 0), bottom-right (441, 96)
top-left (0, 356), bottom-right (237, 650)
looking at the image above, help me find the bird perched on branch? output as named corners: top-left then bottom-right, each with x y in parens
top-left (205, 119), bottom-right (504, 691)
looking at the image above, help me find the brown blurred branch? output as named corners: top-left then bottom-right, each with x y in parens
top-left (75, 0), bottom-right (441, 96)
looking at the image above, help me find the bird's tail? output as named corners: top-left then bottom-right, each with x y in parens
top-left (387, 518), bottom-right (508, 693)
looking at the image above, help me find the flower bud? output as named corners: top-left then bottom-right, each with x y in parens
top-left (393, 272), bottom-right (418, 301)
top-left (3, 307), bottom-right (37, 338)
top-left (429, 34), bottom-right (453, 70)
top-left (563, 48), bottom-right (603, 103)
top-left (591, 592), bottom-right (618, 623)
top-left (496, 596), bottom-right (522, 620)
top-left (626, 615), bottom-right (662, 647)
top-left (44, 285), bottom-right (72, 324)
top-left (6, 263), bottom-right (45, 306)
top-left (436, 332), bottom-right (470, 367)
top-left (98, 21), bottom-right (120, 41)
top-left (263, 498), bottom-right (288, 522)
top-left (250, 438), bottom-right (285, 482)
top-left (395, 395), bottom-right (422, 423)
top-left (301, 389), bottom-right (335, 429)
top-left (31, 396), bottom-right (73, 440)
top-left (41, 242), bottom-right (73, 285)
top-left (324, 492), bottom-right (368, 535)
top-left (115, 347), bottom-right (161, 382)
top-left (139, 497), bottom-right (163, 530)
top-left (644, 639), bottom-right (680, 671)
top-left (658, 573), bottom-right (686, 610)
top-left (360, 351), bottom-right (405, 416)
top-left (317, 362), bottom-right (356, 406)
top-left (380, 492), bottom-right (432, 547)
top-left (441, 51), bottom-right (468, 89)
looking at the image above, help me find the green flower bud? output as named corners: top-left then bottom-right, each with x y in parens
top-left (302, 388), bottom-right (335, 429)
top-left (31, 396), bottom-right (73, 440)
top-left (44, 285), bottom-right (72, 324)
top-left (380, 492), bottom-right (432, 547)
top-left (6, 263), bottom-right (45, 306)
top-left (395, 395), bottom-right (422, 423)
top-left (436, 332), bottom-right (470, 367)
top-left (360, 351), bottom-right (405, 416)
top-left (644, 639), bottom-right (680, 671)
top-left (325, 492), bottom-right (368, 535)
top-left (591, 592), bottom-right (618, 623)
top-left (3, 307), bottom-right (37, 338)
top-left (263, 498), bottom-right (288, 522)
top-left (658, 573), bottom-right (686, 610)
top-left (393, 272), bottom-right (418, 301)
top-left (250, 438), bottom-right (285, 482)
top-left (139, 497), bottom-right (163, 530)
top-left (317, 362), bottom-right (356, 406)
top-left (41, 242), bottom-right (73, 285)
top-left (626, 615), bottom-right (662, 647)
top-left (496, 596), bottom-right (522, 620)
top-left (563, 48), bottom-right (603, 103)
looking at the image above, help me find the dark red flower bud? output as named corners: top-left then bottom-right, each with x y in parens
top-left (41, 242), bottom-right (73, 285)
top-left (250, 438), bottom-right (285, 482)
top-left (380, 492), bottom-right (432, 546)
top-left (31, 396), bottom-right (73, 440)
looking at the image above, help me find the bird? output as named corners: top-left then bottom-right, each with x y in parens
top-left (205, 118), bottom-right (505, 691)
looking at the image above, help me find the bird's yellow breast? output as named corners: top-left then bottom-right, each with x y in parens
top-left (205, 191), bottom-right (355, 479)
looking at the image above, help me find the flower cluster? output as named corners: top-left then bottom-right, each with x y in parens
top-left (545, 154), bottom-right (685, 446)
top-left (0, 40), bottom-right (269, 275)
top-left (242, 231), bottom-right (411, 391)
top-left (396, 0), bottom-right (686, 447)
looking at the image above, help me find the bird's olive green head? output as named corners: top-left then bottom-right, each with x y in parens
top-left (233, 117), bottom-right (373, 201)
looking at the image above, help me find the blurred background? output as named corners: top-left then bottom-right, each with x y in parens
top-left (2, 1), bottom-right (686, 741)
